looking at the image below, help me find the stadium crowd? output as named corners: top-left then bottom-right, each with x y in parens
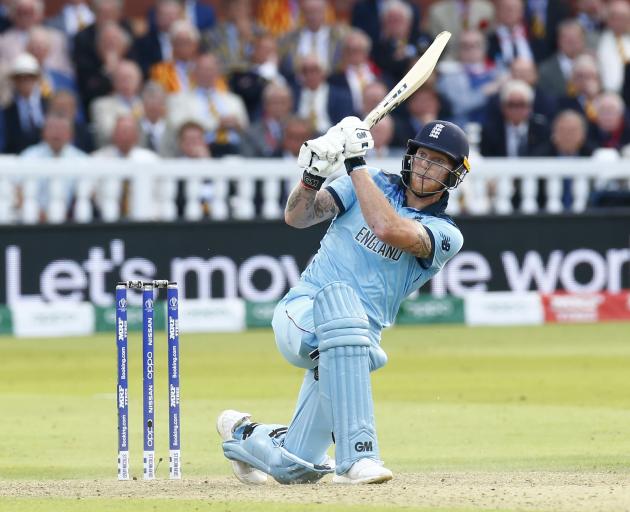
top-left (0, 0), bottom-right (629, 218)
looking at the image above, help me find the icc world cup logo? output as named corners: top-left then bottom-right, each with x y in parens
top-left (144, 298), bottom-right (154, 311)
top-left (169, 297), bottom-right (178, 309)
top-left (118, 298), bottom-right (127, 310)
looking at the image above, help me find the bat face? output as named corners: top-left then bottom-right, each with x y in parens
top-left (363, 31), bottom-right (451, 128)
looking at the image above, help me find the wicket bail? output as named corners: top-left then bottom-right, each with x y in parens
top-left (116, 280), bottom-right (181, 481)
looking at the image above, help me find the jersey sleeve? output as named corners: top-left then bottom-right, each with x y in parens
top-left (417, 216), bottom-right (464, 270)
top-left (325, 168), bottom-right (386, 215)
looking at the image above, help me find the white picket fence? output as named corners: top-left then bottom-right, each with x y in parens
top-left (0, 153), bottom-right (628, 224)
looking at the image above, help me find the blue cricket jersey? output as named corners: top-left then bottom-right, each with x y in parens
top-left (285, 168), bottom-right (464, 331)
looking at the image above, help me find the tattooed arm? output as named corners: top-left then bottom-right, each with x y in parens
top-left (349, 168), bottom-right (433, 258)
top-left (284, 183), bottom-right (339, 229)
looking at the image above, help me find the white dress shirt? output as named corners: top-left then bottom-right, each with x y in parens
top-left (298, 84), bottom-right (332, 134)
top-left (296, 27), bottom-right (331, 66)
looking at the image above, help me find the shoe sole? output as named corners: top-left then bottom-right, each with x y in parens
top-left (332, 473), bottom-right (393, 485)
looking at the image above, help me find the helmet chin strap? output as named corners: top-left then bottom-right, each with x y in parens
top-left (401, 172), bottom-right (447, 199)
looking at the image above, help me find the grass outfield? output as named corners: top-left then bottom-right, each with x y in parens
top-left (0, 323), bottom-right (629, 511)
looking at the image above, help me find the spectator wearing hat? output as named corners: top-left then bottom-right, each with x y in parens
top-left (2, 53), bottom-right (46, 154)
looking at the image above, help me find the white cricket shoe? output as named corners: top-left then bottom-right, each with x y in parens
top-left (216, 409), bottom-right (268, 485)
top-left (332, 458), bottom-right (393, 485)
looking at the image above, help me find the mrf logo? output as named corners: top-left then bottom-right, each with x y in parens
top-left (440, 232), bottom-right (451, 252)
top-left (354, 441), bottom-right (373, 452)
top-left (429, 123), bottom-right (445, 139)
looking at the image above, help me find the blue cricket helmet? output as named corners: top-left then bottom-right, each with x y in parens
top-left (402, 120), bottom-right (471, 192)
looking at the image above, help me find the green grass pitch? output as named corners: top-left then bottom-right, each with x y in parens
top-left (1, 322), bottom-right (629, 511)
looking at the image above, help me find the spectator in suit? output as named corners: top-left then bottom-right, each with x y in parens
top-left (279, 0), bottom-right (348, 82)
top-left (597, 0), bottom-right (630, 94)
top-left (328, 28), bottom-right (378, 114)
top-left (575, 0), bottom-right (605, 49)
top-left (281, 116), bottom-right (314, 158)
top-left (134, 0), bottom-right (182, 78)
top-left (90, 60), bottom-right (143, 147)
top-left (46, 0), bottom-right (95, 41)
top-left (623, 62), bottom-right (630, 108)
top-left (371, 0), bottom-right (431, 88)
top-left (558, 53), bottom-right (601, 123)
top-left (26, 26), bottom-right (77, 97)
top-left (139, 81), bottom-right (169, 156)
top-left (204, 0), bottom-right (265, 75)
top-left (351, 0), bottom-right (421, 48)
top-left (241, 81), bottom-right (293, 157)
top-left (2, 53), bottom-right (46, 154)
top-left (589, 92), bottom-right (630, 150)
top-left (0, 0), bottom-right (73, 76)
top-left (480, 79), bottom-right (549, 157)
top-left (524, 0), bottom-right (571, 62)
top-left (150, 19), bottom-right (200, 94)
top-left (0, 0), bottom-right (11, 32)
top-left (73, 0), bottom-right (134, 113)
top-left (508, 57), bottom-right (556, 120)
top-left (229, 32), bottom-right (286, 121)
top-left (92, 113), bottom-right (159, 161)
top-left (538, 19), bottom-right (587, 100)
top-left (427, 0), bottom-right (495, 59)
top-left (533, 110), bottom-right (594, 210)
top-left (391, 87), bottom-right (443, 147)
top-left (437, 29), bottom-right (505, 127)
top-left (77, 21), bottom-right (133, 118)
top-left (294, 54), bottom-right (355, 135)
top-left (167, 53), bottom-right (249, 157)
top-left (486, 0), bottom-right (534, 71)
top-left (48, 90), bottom-right (94, 152)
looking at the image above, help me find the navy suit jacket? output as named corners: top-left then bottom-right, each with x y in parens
top-left (480, 113), bottom-right (550, 157)
top-left (294, 84), bottom-right (357, 130)
top-left (2, 99), bottom-right (47, 154)
top-left (134, 30), bottom-right (164, 78)
top-left (148, 1), bottom-right (215, 31)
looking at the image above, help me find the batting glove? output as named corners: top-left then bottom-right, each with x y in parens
top-left (297, 126), bottom-right (345, 190)
top-left (338, 116), bottom-right (373, 174)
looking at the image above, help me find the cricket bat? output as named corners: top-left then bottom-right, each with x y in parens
top-left (363, 31), bottom-right (451, 128)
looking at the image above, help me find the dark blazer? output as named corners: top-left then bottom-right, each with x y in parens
top-left (486, 29), bottom-right (535, 68)
top-left (537, 54), bottom-right (568, 99)
top-left (485, 87), bottom-right (556, 127)
top-left (480, 113), bottom-right (550, 157)
top-left (2, 98), bottom-right (48, 154)
top-left (134, 30), bottom-right (165, 78)
top-left (525, 0), bottom-right (571, 62)
top-left (351, 0), bottom-right (421, 46)
top-left (622, 63), bottom-right (630, 108)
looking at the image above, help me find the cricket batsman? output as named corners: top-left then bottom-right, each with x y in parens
top-left (217, 116), bottom-right (470, 485)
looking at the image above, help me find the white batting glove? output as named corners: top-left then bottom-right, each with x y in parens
top-left (297, 126), bottom-right (345, 176)
top-left (339, 116), bottom-right (374, 159)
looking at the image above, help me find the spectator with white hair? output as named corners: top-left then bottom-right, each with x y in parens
top-left (329, 28), bottom-right (378, 114)
top-left (0, 0), bottom-right (72, 76)
top-left (279, 0), bottom-right (348, 81)
top-left (480, 79), bottom-right (549, 157)
top-left (486, 0), bottom-right (534, 70)
top-left (90, 59), bottom-right (144, 147)
top-left (597, 0), bottom-right (630, 94)
top-left (293, 53), bottom-right (355, 136)
top-left (167, 52), bottom-right (249, 157)
top-left (558, 54), bottom-right (602, 123)
top-left (437, 29), bottom-right (505, 127)
top-left (589, 92), bottom-right (630, 150)
top-left (134, 0), bottom-right (182, 78)
top-left (150, 19), bottom-right (200, 94)
top-left (538, 19), bottom-right (587, 99)
top-left (241, 81), bottom-right (293, 157)
top-left (372, 0), bottom-right (431, 87)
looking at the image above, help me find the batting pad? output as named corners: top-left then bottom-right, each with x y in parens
top-left (313, 282), bottom-right (380, 475)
